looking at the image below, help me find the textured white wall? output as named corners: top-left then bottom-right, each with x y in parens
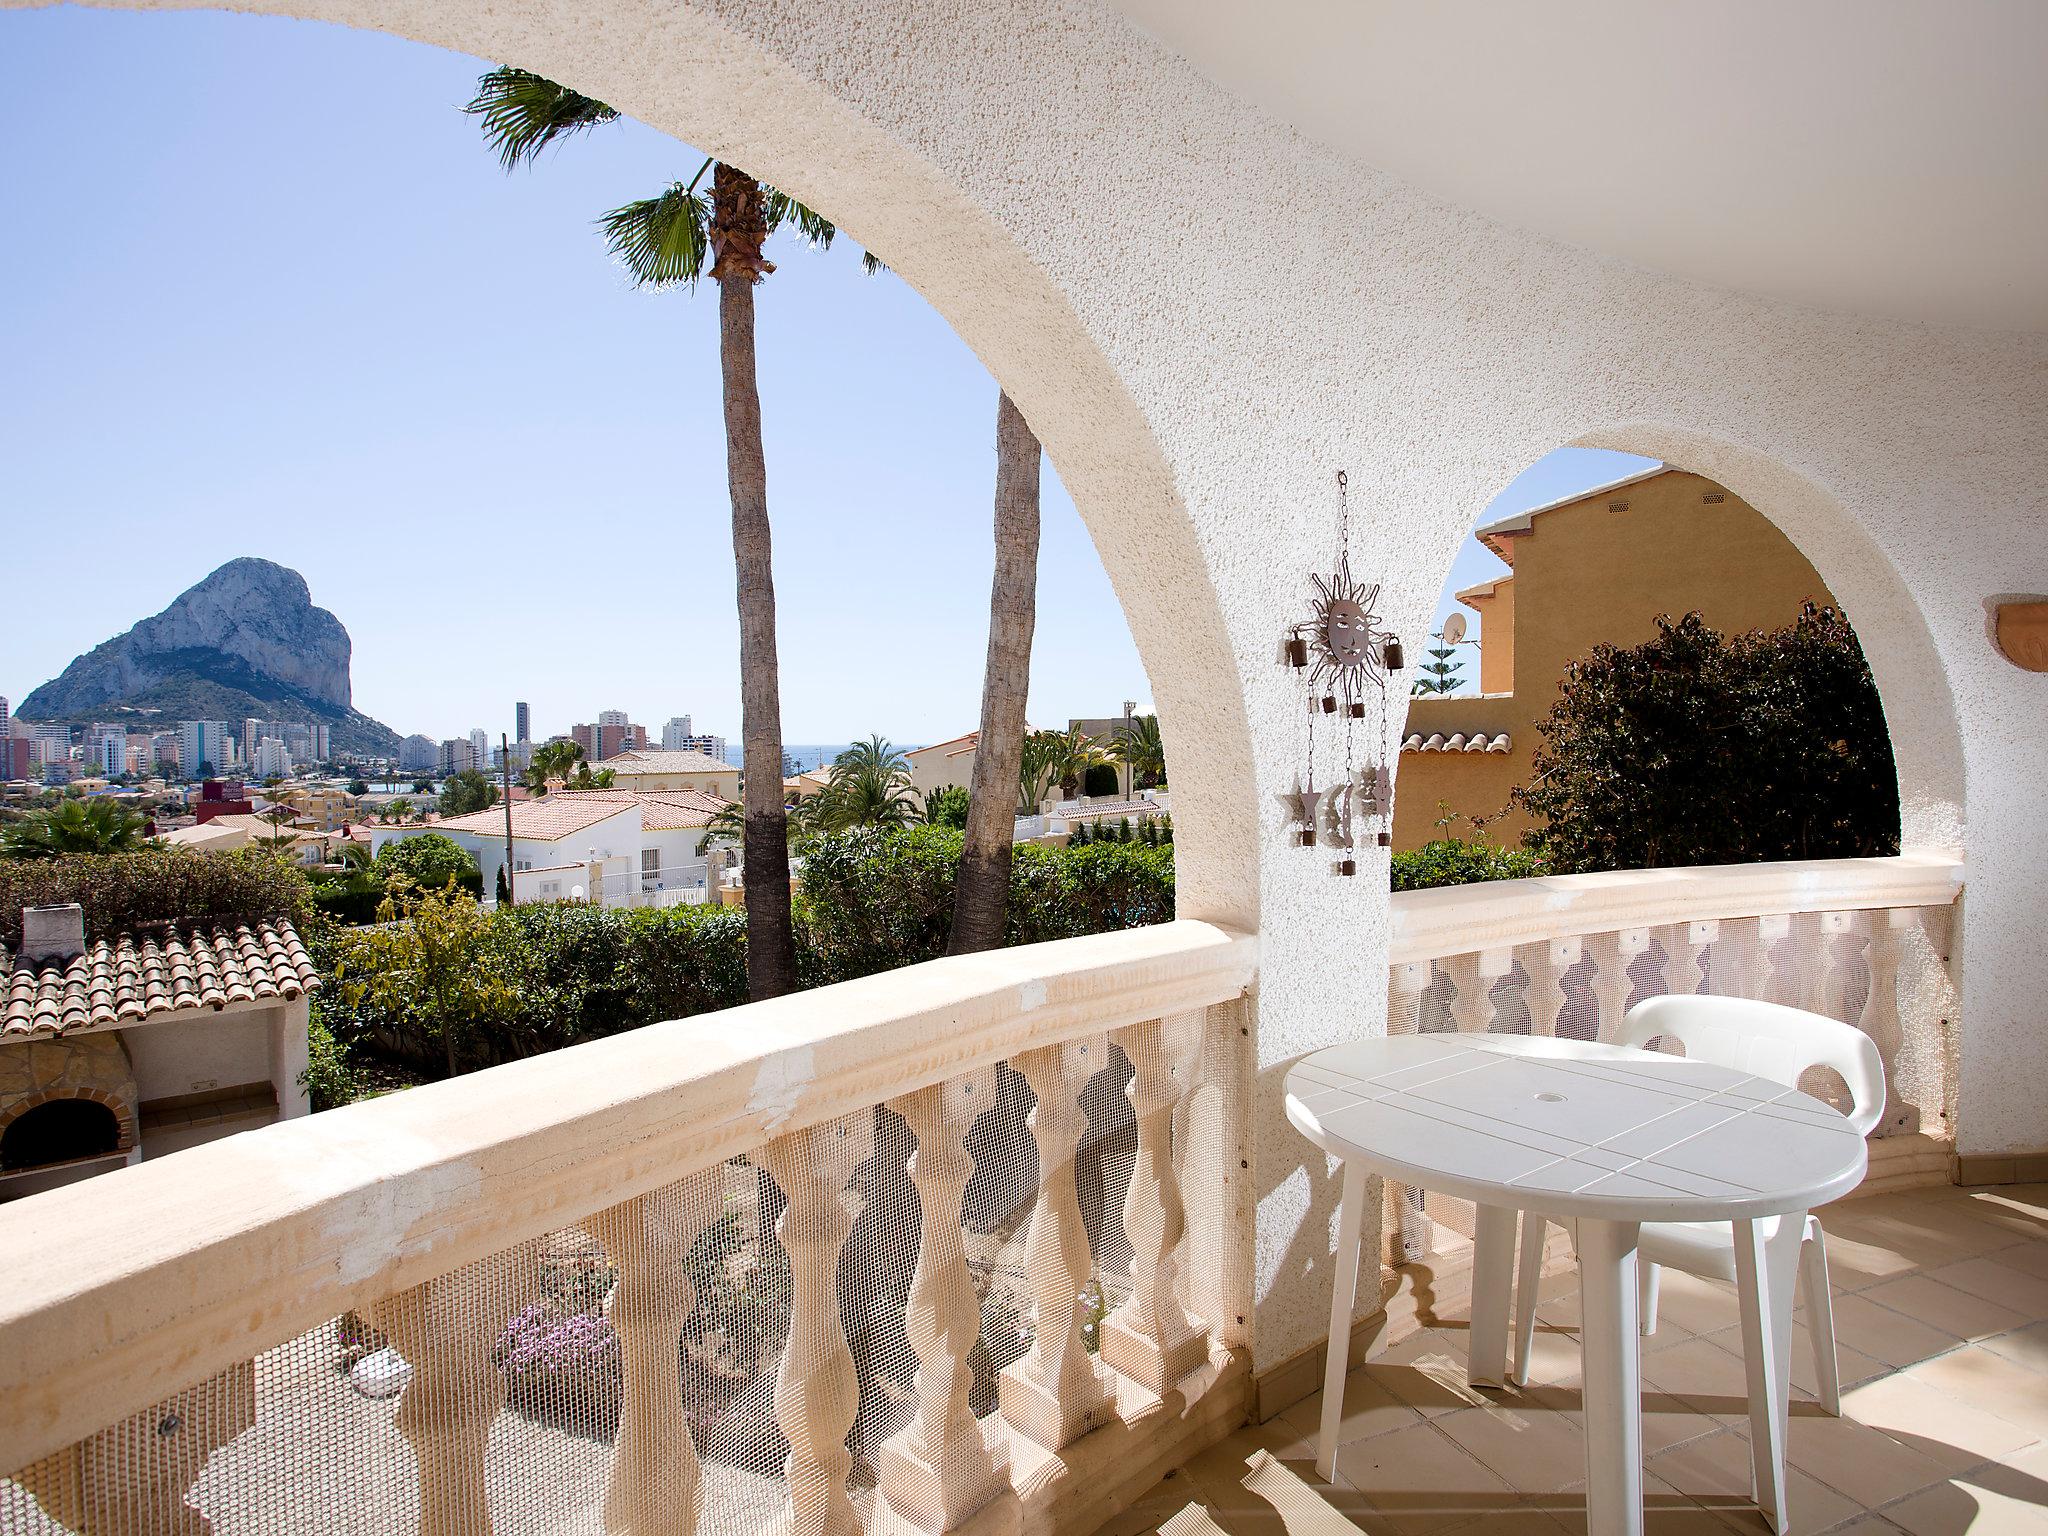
top-left (45, 0), bottom-right (2048, 1370)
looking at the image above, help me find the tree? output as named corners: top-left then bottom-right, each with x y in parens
top-left (374, 832), bottom-right (480, 891)
top-left (343, 877), bottom-right (512, 1078)
top-left (0, 799), bottom-right (149, 859)
top-left (816, 736), bottom-right (920, 831)
top-left (438, 769), bottom-right (500, 817)
top-left (1412, 628), bottom-right (1466, 696)
top-left (378, 797), bottom-right (414, 825)
top-left (947, 394), bottom-right (1043, 954)
top-left (1111, 713), bottom-right (1166, 791)
top-left (923, 784), bottom-right (970, 830)
top-left (1512, 605), bottom-right (1900, 873)
top-left (411, 778), bottom-right (435, 795)
top-left (1038, 726), bottom-right (1112, 800)
top-left (468, 68), bottom-right (875, 1001)
top-left (523, 739), bottom-right (584, 795)
top-left (347, 779), bottom-right (369, 796)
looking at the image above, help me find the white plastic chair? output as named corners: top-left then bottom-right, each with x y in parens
top-left (1510, 994), bottom-right (1886, 1419)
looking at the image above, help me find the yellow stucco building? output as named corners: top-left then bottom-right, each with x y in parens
top-left (1395, 465), bottom-right (1838, 850)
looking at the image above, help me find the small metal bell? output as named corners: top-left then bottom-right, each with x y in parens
top-left (1376, 831), bottom-right (1391, 847)
top-left (1348, 700), bottom-right (1365, 719)
top-left (1339, 857), bottom-right (1356, 876)
top-left (1321, 695), bottom-right (1337, 714)
top-left (1383, 637), bottom-right (1405, 671)
top-left (1285, 636), bottom-right (1309, 668)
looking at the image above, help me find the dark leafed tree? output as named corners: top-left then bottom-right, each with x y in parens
top-left (950, 394), bottom-right (1043, 955)
top-left (1512, 604), bottom-right (1900, 873)
top-left (467, 68), bottom-right (877, 998)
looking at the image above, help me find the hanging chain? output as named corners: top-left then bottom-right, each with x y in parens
top-left (1335, 469), bottom-right (1349, 554)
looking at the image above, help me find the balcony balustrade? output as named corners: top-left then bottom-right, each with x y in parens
top-left (0, 853), bottom-right (1965, 1536)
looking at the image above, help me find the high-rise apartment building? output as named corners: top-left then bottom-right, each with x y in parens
top-left (598, 709), bottom-right (629, 730)
top-left (0, 697), bottom-right (10, 740)
top-left (176, 720), bottom-right (229, 778)
top-left (399, 734), bottom-right (438, 773)
top-left (661, 716), bottom-right (693, 749)
top-left (439, 738), bottom-right (478, 775)
top-left (468, 728), bottom-right (489, 765)
top-left (98, 732), bottom-right (125, 778)
top-left (515, 701), bottom-right (531, 744)
top-left (254, 738), bottom-right (293, 779)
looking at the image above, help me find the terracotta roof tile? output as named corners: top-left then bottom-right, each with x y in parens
top-left (1, 918), bottom-right (318, 1042)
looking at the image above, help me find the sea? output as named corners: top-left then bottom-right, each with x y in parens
top-left (733, 743), bottom-right (929, 773)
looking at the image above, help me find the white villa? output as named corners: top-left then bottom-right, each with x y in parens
top-left (371, 788), bottom-right (731, 908)
top-left (591, 748), bottom-right (738, 800)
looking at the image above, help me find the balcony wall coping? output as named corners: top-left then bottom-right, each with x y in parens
top-left (1389, 849), bottom-right (1963, 966)
top-left (0, 917), bottom-right (1255, 1475)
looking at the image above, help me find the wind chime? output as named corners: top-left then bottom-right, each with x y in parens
top-left (1285, 471), bottom-right (1406, 875)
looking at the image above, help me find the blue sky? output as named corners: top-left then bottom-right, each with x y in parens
top-left (1, 7), bottom-right (1650, 739)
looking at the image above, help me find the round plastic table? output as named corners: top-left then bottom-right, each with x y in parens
top-left (1285, 1033), bottom-right (1866, 1536)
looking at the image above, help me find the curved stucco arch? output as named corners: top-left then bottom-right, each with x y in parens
top-left (54, 0), bottom-right (1259, 924)
top-left (1565, 422), bottom-right (1968, 851)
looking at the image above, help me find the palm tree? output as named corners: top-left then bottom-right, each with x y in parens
top-left (949, 393), bottom-right (1042, 955)
top-left (522, 739), bottom-right (583, 797)
top-left (0, 799), bottom-right (149, 859)
top-left (1040, 726), bottom-right (1112, 801)
top-left (467, 68), bottom-right (874, 1001)
top-left (1112, 713), bottom-right (1166, 791)
top-left (817, 736), bottom-right (920, 830)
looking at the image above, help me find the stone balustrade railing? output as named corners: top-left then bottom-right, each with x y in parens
top-left (0, 919), bottom-right (1257, 1536)
top-left (1379, 851), bottom-right (1964, 1263)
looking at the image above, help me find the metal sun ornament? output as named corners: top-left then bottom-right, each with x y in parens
top-left (1286, 470), bottom-right (1406, 874)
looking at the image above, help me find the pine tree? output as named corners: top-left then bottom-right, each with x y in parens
top-left (1412, 628), bottom-right (1466, 696)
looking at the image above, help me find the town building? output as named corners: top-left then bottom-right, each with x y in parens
top-left (438, 738), bottom-right (477, 776)
top-left (1394, 465), bottom-right (1838, 850)
top-left (190, 779), bottom-right (256, 825)
top-left (398, 734), bottom-right (436, 773)
top-left (591, 748), bottom-right (739, 800)
top-left (371, 788), bottom-right (731, 907)
top-left (0, 902), bottom-right (315, 1201)
top-left (906, 732), bottom-right (980, 800)
top-left (514, 700), bottom-right (530, 744)
top-left (661, 715), bottom-right (728, 759)
top-left (175, 720), bottom-right (229, 779)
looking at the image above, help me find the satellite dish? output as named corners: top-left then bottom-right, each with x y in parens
top-left (1442, 612), bottom-right (1469, 645)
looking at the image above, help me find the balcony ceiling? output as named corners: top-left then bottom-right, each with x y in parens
top-left (1107, 0), bottom-right (2048, 332)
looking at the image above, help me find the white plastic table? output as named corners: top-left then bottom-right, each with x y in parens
top-left (1285, 1033), bottom-right (1867, 1536)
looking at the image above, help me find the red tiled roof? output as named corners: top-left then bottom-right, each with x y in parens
top-left (2, 919), bottom-right (319, 1042)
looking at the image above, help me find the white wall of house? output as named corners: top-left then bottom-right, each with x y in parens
top-left (125, 1011), bottom-right (272, 1105)
top-left (375, 809), bottom-right (712, 906)
top-left (98, 0), bottom-right (2048, 1373)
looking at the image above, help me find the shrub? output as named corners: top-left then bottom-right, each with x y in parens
top-left (1513, 605), bottom-right (1899, 873)
top-left (0, 846), bottom-right (310, 947)
top-left (921, 784), bottom-right (970, 830)
top-left (375, 832), bottom-right (482, 893)
top-left (301, 1012), bottom-right (361, 1110)
top-left (1390, 838), bottom-right (1546, 892)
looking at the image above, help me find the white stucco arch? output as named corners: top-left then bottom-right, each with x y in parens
top-left (1570, 422), bottom-right (1968, 849)
top-left (29, 0), bottom-right (2047, 1373)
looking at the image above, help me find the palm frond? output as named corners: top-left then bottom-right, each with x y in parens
top-left (600, 183), bottom-right (713, 288)
top-left (761, 186), bottom-right (838, 250)
top-left (464, 67), bottom-right (619, 171)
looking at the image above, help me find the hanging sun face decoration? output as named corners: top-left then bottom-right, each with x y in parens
top-left (1300, 555), bottom-right (1389, 717)
top-left (1285, 470), bottom-right (1406, 874)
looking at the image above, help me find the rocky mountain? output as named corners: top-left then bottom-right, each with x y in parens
top-left (20, 559), bottom-right (401, 757)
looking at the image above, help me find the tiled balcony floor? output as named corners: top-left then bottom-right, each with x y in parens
top-left (1105, 1183), bottom-right (2048, 1535)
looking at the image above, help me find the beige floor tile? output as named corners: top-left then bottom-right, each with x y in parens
top-left (1782, 1411), bottom-right (1958, 1509)
top-left (1641, 1335), bottom-right (1755, 1421)
top-left (1696, 1320), bottom-right (1891, 1401)
top-left (1640, 1396), bottom-right (1728, 1458)
top-left (1986, 1242), bottom-right (2048, 1284)
top-left (1280, 1368), bottom-right (1428, 1448)
top-left (1928, 1256), bottom-right (2048, 1318)
top-left (1098, 1468), bottom-right (1210, 1536)
top-left (1828, 1294), bottom-right (1969, 1369)
top-left (1905, 1346), bottom-right (2048, 1440)
top-left (1881, 1460), bottom-right (2048, 1536)
top-left (1860, 1276), bottom-right (2032, 1344)
top-left (1650, 1271), bottom-right (1745, 1336)
top-left (1331, 1420), bottom-right (1517, 1535)
top-left (1364, 1331), bottom-right (1495, 1419)
top-left (1982, 1321), bottom-right (2048, 1376)
top-left (1517, 1326), bottom-right (1589, 1389)
top-left (1184, 1441), bottom-right (1392, 1534)
top-left (1823, 1517), bottom-right (1910, 1535)
top-left (1647, 1427), bottom-right (1861, 1535)
top-left (1842, 1373), bottom-right (2039, 1472)
top-left (1534, 1474), bottom-right (1739, 1536)
top-left (1432, 1400), bottom-right (1588, 1495)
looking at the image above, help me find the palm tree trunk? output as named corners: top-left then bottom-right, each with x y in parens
top-left (949, 391), bottom-right (1041, 955)
top-left (712, 164), bottom-right (796, 999)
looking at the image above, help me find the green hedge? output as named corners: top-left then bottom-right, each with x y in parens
top-left (314, 826), bottom-right (1175, 1076)
top-left (0, 846), bottom-right (311, 947)
top-left (1389, 837), bottom-right (1546, 892)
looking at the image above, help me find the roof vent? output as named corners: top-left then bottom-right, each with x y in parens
top-left (20, 904), bottom-right (86, 963)
top-left (1608, 499), bottom-right (1631, 512)
top-left (1702, 492), bottom-right (1726, 505)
